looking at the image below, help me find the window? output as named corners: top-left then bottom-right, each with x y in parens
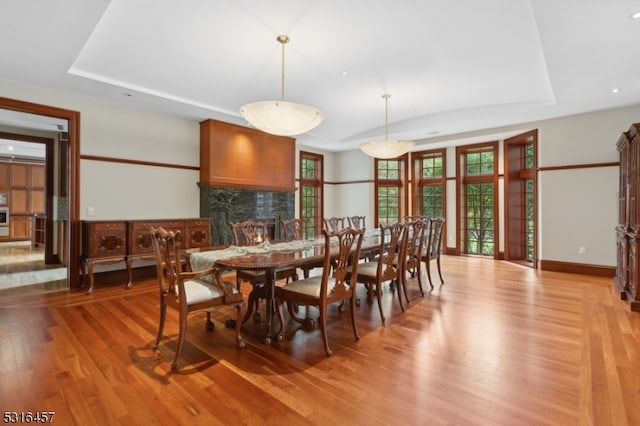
top-left (457, 143), bottom-right (498, 257)
top-left (375, 155), bottom-right (408, 225)
top-left (299, 151), bottom-right (323, 238)
top-left (412, 149), bottom-right (446, 218)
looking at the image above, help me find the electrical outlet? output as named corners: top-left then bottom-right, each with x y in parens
top-left (579, 246), bottom-right (586, 255)
top-left (87, 207), bottom-right (95, 217)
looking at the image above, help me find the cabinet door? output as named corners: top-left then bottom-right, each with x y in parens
top-left (31, 189), bottom-right (45, 214)
top-left (10, 164), bottom-right (28, 187)
top-left (187, 219), bottom-right (211, 248)
top-left (10, 216), bottom-right (30, 239)
top-left (31, 165), bottom-right (45, 188)
top-left (10, 189), bottom-right (28, 214)
top-left (0, 163), bottom-right (9, 189)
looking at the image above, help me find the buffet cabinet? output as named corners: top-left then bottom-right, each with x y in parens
top-left (616, 123), bottom-right (640, 311)
top-left (81, 218), bottom-right (211, 294)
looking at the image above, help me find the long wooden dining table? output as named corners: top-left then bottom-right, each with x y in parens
top-left (188, 231), bottom-right (383, 343)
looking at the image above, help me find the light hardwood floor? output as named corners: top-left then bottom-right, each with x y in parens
top-left (0, 256), bottom-right (638, 425)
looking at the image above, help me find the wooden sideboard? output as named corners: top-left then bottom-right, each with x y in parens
top-left (81, 218), bottom-right (211, 294)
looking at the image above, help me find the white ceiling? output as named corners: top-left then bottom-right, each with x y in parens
top-left (1, 0), bottom-right (639, 152)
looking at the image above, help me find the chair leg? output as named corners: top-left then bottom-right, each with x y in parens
top-left (320, 305), bottom-right (332, 357)
top-left (205, 311), bottom-right (214, 331)
top-left (436, 256), bottom-right (444, 285)
top-left (234, 304), bottom-right (246, 349)
top-left (172, 308), bottom-right (188, 370)
top-left (425, 259), bottom-right (434, 289)
top-left (350, 296), bottom-right (360, 341)
top-left (375, 282), bottom-right (385, 323)
top-left (275, 299), bottom-right (285, 342)
top-left (401, 270), bottom-right (411, 305)
top-left (154, 301), bottom-right (167, 350)
top-left (394, 278), bottom-right (405, 312)
top-left (415, 263), bottom-right (425, 296)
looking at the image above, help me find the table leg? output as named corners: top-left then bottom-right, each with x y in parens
top-left (263, 269), bottom-right (276, 344)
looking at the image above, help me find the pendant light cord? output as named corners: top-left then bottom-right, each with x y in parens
top-left (383, 94), bottom-right (390, 141)
top-left (277, 35), bottom-right (290, 101)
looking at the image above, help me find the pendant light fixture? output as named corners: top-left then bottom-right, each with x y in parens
top-left (359, 94), bottom-right (415, 159)
top-left (240, 35), bottom-right (324, 137)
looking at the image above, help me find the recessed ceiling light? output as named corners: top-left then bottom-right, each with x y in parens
top-left (632, 11), bottom-right (640, 19)
top-left (612, 88), bottom-right (621, 94)
top-left (341, 70), bottom-right (349, 76)
top-left (8, 146), bottom-right (13, 151)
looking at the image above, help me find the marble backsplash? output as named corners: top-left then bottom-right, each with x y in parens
top-left (200, 187), bottom-right (294, 246)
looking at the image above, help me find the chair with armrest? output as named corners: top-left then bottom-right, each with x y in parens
top-left (150, 227), bottom-right (245, 369)
top-left (230, 220), bottom-right (299, 323)
top-left (421, 217), bottom-right (445, 288)
top-left (276, 227), bottom-right (364, 356)
top-left (352, 222), bottom-right (406, 322)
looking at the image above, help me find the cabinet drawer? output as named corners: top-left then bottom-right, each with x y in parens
top-left (82, 221), bottom-right (126, 259)
top-left (128, 220), bottom-right (186, 255)
top-left (187, 219), bottom-right (211, 248)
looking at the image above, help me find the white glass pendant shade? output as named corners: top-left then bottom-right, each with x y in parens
top-left (240, 35), bottom-right (323, 137)
top-left (359, 139), bottom-right (415, 159)
top-left (240, 100), bottom-right (324, 137)
top-left (359, 94), bottom-right (414, 158)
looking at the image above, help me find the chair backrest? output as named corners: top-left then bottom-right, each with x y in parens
top-left (425, 217), bottom-right (445, 259)
top-left (323, 216), bottom-right (346, 232)
top-left (280, 218), bottom-right (303, 241)
top-left (401, 219), bottom-right (427, 271)
top-left (376, 222), bottom-right (406, 280)
top-left (150, 226), bottom-right (181, 295)
top-left (319, 227), bottom-right (364, 298)
top-left (404, 215), bottom-right (426, 223)
top-left (230, 220), bottom-right (269, 246)
top-left (347, 215), bottom-right (366, 230)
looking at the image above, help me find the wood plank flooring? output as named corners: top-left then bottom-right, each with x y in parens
top-left (0, 256), bottom-right (639, 425)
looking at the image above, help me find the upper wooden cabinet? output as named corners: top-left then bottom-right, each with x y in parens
top-left (0, 163), bottom-right (9, 190)
top-left (199, 119), bottom-right (295, 191)
top-left (10, 163), bottom-right (28, 187)
top-left (0, 160), bottom-right (46, 216)
top-left (31, 164), bottom-right (45, 188)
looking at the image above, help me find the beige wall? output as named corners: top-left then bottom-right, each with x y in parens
top-left (2, 77), bottom-right (638, 268)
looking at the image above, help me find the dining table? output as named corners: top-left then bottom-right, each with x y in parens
top-left (187, 230), bottom-right (383, 343)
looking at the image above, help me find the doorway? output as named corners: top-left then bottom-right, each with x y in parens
top-left (504, 130), bottom-right (538, 267)
top-left (0, 96), bottom-right (79, 292)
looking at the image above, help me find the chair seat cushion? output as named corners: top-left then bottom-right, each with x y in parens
top-left (184, 278), bottom-right (237, 304)
top-left (356, 261), bottom-right (379, 279)
top-left (280, 276), bottom-right (346, 298)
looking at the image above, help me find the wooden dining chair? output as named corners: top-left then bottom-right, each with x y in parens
top-left (230, 219), bottom-right (298, 323)
top-left (281, 217), bottom-right (322, 279)
top-left (404, 215), bottom-right (427, 223)
top-left (281, 217), bottom-right (303, 241)
top-left (150, 227), bottom-right (245, 369)
top-left (276, 227), bottom-right (364, 357)
top-left (323, 216), bottom-right (346, 232)
top-left (347, 215), bottom-right (366, 230)
top-left (353, 222), bottom-right (406, 322)
top-left (422, 217), bottom-right (445, 288)
top-left (398, 219), bottom-right (428, 303)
